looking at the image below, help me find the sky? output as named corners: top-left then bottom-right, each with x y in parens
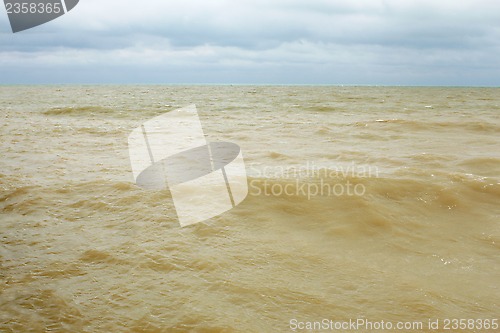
top-left (1, 0), bottom-right (500, 85)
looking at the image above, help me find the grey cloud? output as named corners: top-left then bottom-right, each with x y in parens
top-left (0, 0), bottom-right (499, 85)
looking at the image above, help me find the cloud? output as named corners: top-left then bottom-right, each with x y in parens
top-left (1, 0), bottom-right (500, 84)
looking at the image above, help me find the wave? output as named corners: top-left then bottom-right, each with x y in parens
top-left (2, 171), bottom-right (498, 223)
top-left (254, 170), bottom-right (495, 210)
top-left (268, 151), bottom-right (290, 160)
top-left (458, 157), bottom-right (500, 177)
top-left (352, 119), bottom-right (500, 133)
top-left (43, 106), bottom-right (118, 116)
top-left (0, 180), bottom-right (176, 223)
top-left (204, 175), bottom-right (494, 266)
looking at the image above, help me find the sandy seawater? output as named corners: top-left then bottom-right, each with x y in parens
top-left (0, 86), bottom-right (499, 332)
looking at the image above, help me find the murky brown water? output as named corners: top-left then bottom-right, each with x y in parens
top-left (1, 86), bottom-right (499, 332)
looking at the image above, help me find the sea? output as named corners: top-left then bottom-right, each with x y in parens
top-left (1, 85), bottom-right (499, 332)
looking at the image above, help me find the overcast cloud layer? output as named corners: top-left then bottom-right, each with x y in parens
top-left (1, 0), bottom-right (500, 85)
